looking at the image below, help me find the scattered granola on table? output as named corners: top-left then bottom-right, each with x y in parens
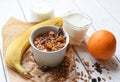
top-left (82, 59), bottom-right (113, 82)
top-left (22, 42), bottom-right (113, 82)
top-left (22, 46), bottom-right (79, 82)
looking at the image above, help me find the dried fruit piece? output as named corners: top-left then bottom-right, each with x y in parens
top-left (94, 63), bottom-right (102, 74)
top-left (40, 66), bottom-right (50, 72)
top-left (92, 78), bottom-right (97, 82)
top-left (46, 43), bottom-right (53, 49)
top-left (97, 77), bottom-right (101, 81)
top-left (57, 36), bottom-right (64, 42)
top-left (108, 76), bottom-right (112, 80)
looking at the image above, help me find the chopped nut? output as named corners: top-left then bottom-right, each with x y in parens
top-left (84, 74), bottom-right (87, 78)
top-left (81, 71), bottom-right (83, 77)
top-left (116, 64), bottom-right (118, 67)
top-left (80, 77), bottom-right (84, 80)
top-left (87, 69), bottom-right (94, 74)
top-left (49, 31), bottom-right (55, 35)
top-left (75, 58), bottom-right (80, 63)
top-left (112, 62), bottom-right (115, 65)
top-left (84, 61), bottom-right (89, 67)
top-left (84, 79), bottom-right (87, 82)
top-left (88, 75), bottom-right (92, 79)
top-left (77, 72), bottom-right (80, 76)
top-left (77, 67), bottom-right (79, 69)
top-left (72, 77), bottom-right (77, 81)
top-left (34, 41), bottom-right (38, 45)
top-left (82, 58), bottom-right (84, 60)
top-left (108, 76), bottom-right (112, 80)
top-left (102, 78), bottom-right (106, 81)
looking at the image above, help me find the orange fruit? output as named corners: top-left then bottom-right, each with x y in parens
top-left (88, 30), bottom-right (116, 60)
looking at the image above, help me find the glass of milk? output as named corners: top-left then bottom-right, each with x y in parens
top-left (63, 10), bottom-right (92, 43)
top-left (29, 0), bottom-right (54, 22)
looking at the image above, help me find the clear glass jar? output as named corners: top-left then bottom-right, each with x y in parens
top-left (63, 10), bottom-right (92, 42)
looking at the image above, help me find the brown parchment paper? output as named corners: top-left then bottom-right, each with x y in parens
top-left (2, 17), bottom-right (81, 82)
top-left (2, 17), bottom-right (37, 82)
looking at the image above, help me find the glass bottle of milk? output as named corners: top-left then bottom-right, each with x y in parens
top-left (29, 0), bottom-right (54, 22)
top-left (63, 10), bottom-right (92, 42)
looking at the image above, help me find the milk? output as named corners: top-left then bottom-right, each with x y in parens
top-left (29, 0), bottom-right (54, 22)
top-left (63, 10), bottom-right (92, 42)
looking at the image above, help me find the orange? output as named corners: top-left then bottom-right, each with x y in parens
top-left (88, 30), bottom-right (116, 60)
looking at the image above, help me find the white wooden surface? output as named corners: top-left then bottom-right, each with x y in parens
top-left (0, 0), bottom-right (120, 82)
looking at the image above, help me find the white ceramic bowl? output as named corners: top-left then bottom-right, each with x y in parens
top-left (29, 26), bottom-right (69, 67)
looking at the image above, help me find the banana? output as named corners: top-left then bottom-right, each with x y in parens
top-left (5, 17), bottom-right (63, 76)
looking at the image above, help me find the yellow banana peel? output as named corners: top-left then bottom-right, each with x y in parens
top-left (5, 17), bottom-right (63, 76)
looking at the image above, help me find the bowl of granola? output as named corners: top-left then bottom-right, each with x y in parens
top-left (30, 26), bottom-right (69, 67)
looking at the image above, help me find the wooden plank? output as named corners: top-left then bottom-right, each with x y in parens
top-left (0, 0), bottom-right (26, 82)
top-left (72, 47), bottom-right (90, 82)
top-left (87, 26), bottom-right (95, 37)
top-left (18, 0), bottom-right (77, 22)
top-left (15, 1), bottom-right (95, 82)
top-left (0, 0), bottom-right (25, 47)
top-left (0, 0), bottom-right (25, 27)
top-left (73, 0), bottom-right (120, 81)
top-left (18, 0), bottom-right (95, 40)
top-left (96, 0), bottom-right (120, 24)
top-left (73, 44), bottom-right (120, 82)
top-left (18, 0), bottom-right (95, 37)
top-left (0, 52), bottom-right (6, 82)
top-left (73, 0), bottom-right (120, 60)
top-left (53, 0), bottom-right (76, 17)
top-left (13, 0), bottom-right (120, 81)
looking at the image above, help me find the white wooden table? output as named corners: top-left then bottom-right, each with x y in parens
top-left (0, 0), bottom-right (120, 82)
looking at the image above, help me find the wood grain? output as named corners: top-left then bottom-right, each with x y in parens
top-left (2, 17), bottom-right (37, 82)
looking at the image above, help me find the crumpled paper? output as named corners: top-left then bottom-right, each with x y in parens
top-left (2, 17), bottom-right (87, 82)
